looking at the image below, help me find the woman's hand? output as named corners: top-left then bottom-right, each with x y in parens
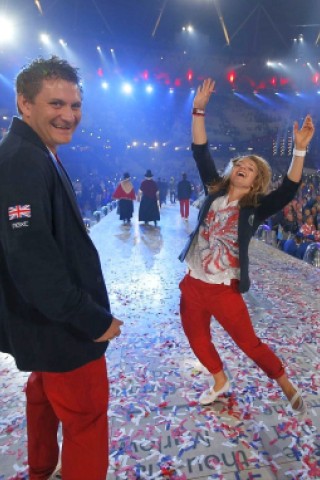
top-left (293, 115), bottom-right (315, 150)
top-left (193, 78), bottom-right (215, 110)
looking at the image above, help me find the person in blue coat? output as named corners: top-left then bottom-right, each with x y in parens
top-left (179, 78), bottom-right (314, 419)
top-left (0, 56), bottom-right (123, 480)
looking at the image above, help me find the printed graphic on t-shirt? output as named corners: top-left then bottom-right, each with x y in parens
top-left (200, 205), bottom-right (239, 273)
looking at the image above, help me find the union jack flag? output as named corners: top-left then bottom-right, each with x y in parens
top-left (8, 205), bottom-right (31, 221)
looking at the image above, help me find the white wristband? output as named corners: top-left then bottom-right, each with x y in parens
top-left (292, 148), bottom-right (306, 157)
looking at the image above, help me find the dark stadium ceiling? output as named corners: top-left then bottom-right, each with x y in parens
top-left (1, 0), bottom-right (320, 57)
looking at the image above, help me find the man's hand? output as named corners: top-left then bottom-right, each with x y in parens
top-left (94, 317), bottom-right (123, 342)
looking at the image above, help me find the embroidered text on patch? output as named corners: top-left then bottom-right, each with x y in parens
top-left (12, 221), bottom-right (29, 229)
top-left (8, 205), bottom-right (31, 221)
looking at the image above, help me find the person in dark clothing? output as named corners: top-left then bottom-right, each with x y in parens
top-left (179, 78), bottom-right (314, 420)
top-left (282, 211), bottom-right (300, 236)
top-left (159, 177), bottom-right (168, 206)
top-left (177, 172), bottom-right (193, 220)
top-left (138, 169), bottom-right (160, 226)
top-left (283, 232), bottom-right (303, 258)
top-left (169, 176), bottom-right (176, 204)
top-left (277, 211), bottom-right (300, 250)
top-left (296, 234), bottom-right (315, 259)
top-left (112, 172), bottom-right (136, 224)
top-left (0, 56), bottom-right (123, 480)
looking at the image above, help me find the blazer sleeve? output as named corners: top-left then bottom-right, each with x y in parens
top-left (192, 143), bottom-right (221, 194)
top-left (255, 175), bottom-right (301, 223)
top-left (0, 152), bottom-right (113, 341)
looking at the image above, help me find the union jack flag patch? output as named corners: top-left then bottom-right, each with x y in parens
top-left (8, 205), bottom-right (31, 221)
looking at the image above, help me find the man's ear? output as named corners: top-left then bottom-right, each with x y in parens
top-left (17, 94), bottom-right (32, 118)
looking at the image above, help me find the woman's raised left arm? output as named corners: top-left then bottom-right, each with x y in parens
top-left (287, 115), bottom-right (315, 182)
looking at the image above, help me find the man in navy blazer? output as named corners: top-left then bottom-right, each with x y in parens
top-left (0, 56), bottom-right (123, 480)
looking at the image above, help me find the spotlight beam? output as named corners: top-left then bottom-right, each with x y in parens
top-left (229, 4), bottom-right (260, 43)
top-left (90, 0), bottom-right (113, 34)
top-left (261, 6), bottom-right (287, 48)
top-left (34, 0), bottom-right (43, 15)
top-left (152, 0), bottom-right (169, 38)
top-left (213, 0), bottom-right (230, 46)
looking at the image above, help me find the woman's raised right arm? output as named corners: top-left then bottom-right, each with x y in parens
top-left (192, 78), bottom-right (215, 145)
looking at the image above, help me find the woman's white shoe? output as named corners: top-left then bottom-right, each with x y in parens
top-left (199, 380), bottom-right (230, 405)
top-left (290, 387), bottom-right (307, 420)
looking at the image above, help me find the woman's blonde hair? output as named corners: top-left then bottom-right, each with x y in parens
top-left (207, 154), bottom-right (272, 207)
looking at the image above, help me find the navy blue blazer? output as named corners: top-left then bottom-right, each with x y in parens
top-left (0, 118), bottom-right (113, 372)
top-left (179, 143), bottom-right (300, 293)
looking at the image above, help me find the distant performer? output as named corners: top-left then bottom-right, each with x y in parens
top-left (160, 177), bottom-right (168, 206)
top-left (177, 172), bottom-right (192, 220)
top-left (112, 172), bottom-right (136, 224)
top-left (169, 176), bottom-right (176, 204)
top-left (179, 78), bottom-right (314, 420)
top-left (138, 169), bottom-right (160, 226)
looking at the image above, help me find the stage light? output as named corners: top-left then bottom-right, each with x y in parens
top-left (280, 78), bottom-right (289, 86)
top-left (146, 85), bottom-right (153, 93)
top-left (287, 135), bottom-right (293, 156)
top-left (270, 77), bottom-right (277, 86)
top-left (0, 16), bottom-right (15, 43)
top-left (122, 82), bottom-right (133, 94)
top-left (110, 48), bottom-right (114, 53)
top-left (141, 70), bottom-right (149, 81)
top-left (272, 140), bottom-right (277, 156)
top-left (227, 72), bottom-right (236, 84)
top-left (59, 39), bottom-right (67, 47)
top-left (97, 68), bottom-right (104, 77)
top-left (101, 81), bottom-right (109, 90)
top-left (40, 33), bottom-right (50, 45)
top-left (186, 70), bottom-right (193, 82)
top-left (182, 25), bottom-right (194, 33)
top-left (169, 88), bottom-right (174, 94)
